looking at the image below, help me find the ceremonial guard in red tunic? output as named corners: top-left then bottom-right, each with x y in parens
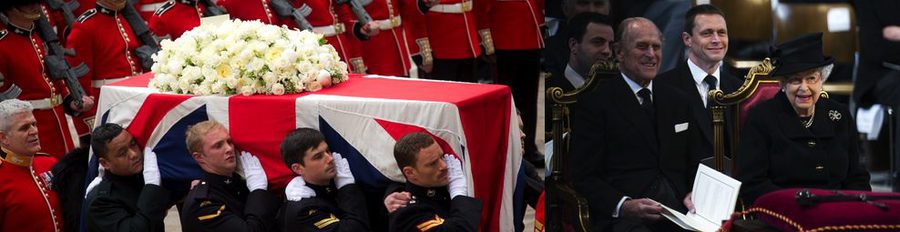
top-left (1, 0), bottom-right (93, 158)
top-left (67, 1), bottom-right (145, 136)
top-left (359, 0), bottom-right (412, 77)
top-left (0, 99), bottom-right (65, 232)
top-left (418, 0), bottom-right (479, 82)
top-left (479, 0), bottom-right (544, 166)
top-left (399, 0), bottom-right (431, 77)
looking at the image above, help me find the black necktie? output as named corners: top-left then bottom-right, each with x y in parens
top-left (704, 75), bottom-right (718, 108)
top-left (638, 88), bottom-right (657, 131)
top-left (638, 88), bottom-right (653, 111)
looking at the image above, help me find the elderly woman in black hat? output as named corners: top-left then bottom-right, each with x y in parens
top-left (736, 33), bottom-right (871, 204)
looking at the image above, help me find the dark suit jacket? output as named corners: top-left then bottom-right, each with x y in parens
top-left (853, 0), bottom-right (900, 106)
top-left (656, 60), bottom-right (742, 159)
top-left (737, 92), bottom-right (871, 204)
top-left (85, 172), bottom-right (170, 232)
top-left (569, 74), bottom-right (705, 230)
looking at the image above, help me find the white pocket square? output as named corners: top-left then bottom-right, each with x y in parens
top-left (674, 122), bottom-right (689, 133)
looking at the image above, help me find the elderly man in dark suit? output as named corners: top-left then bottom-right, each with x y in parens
top-left (656, 4), bottom-right (740, 163)
top-left (569, 17), bottom-right (705, 231)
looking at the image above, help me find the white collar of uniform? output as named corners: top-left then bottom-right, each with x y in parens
top-left (564, 64), bottom-right (585, 89)
top-left (687, 58), bottom-right (722, 88)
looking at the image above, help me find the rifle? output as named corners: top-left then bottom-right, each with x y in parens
top-left (44, 0), bottom-right (80, 27)
top-left (197, 0), bottom-right (226, 16)
top-left (269, 0), bottom-right (314, 31)
top-left (121, 0), bottom-right (159, 70)
top-left (34, 14), bottom-right (89, 109)
top-left (335, 0), bottom-right (373, 26)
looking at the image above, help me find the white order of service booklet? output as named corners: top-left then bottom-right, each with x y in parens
top-left (660, 164), bottom-right (741, 232)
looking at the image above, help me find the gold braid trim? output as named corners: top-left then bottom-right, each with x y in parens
top-left (735, 207), bottom-right (900, 232)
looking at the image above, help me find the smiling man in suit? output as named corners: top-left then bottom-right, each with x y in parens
top-left (569, 17), bottom-right (706, 231)
top-left (657, 4), bottom-right (740, 163)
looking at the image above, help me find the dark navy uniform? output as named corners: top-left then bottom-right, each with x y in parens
top-left (180, 172), bottom-right (279, 232)
top-left (737, 92), bottom-right (871, 204)
top-left (389, 184), bottom-right (482, 232)
top-left (84, 172), bottom-right (171, 232)
top-left (280, 182), bottom-right (369, 231)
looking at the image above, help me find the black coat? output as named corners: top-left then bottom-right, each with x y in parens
top-left (388, 184), bottom-right (482, 232)
top-left (569, 74), bottom-right (706, 230)
top-left (737, 92), bottom-right (871, 204)
top-left (180, 172), bottom-right (280, 232)
top-left (280, 182), bottom-right (370, 231)
top-left (656, 60), bottom-right (742, 158)
top-left (853, 0), bottom-right (900, 106)
top-left (85, 172), bottom-right (170, 232)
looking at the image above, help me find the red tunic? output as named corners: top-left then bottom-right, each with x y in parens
top-left (281, 0), bottom-right (366, 73)
top-left (479, 0), bottom-right (544, 51)
top-left (149, 0), bottom-right (205, 40)
top-left (399, 0), bottom-right (430, 64)
top-left (74, 0), bottom-right (160, 21)
top-left (0, 24), bottom-right (77, 159)
top-left (219, 0), bottom-right (279, 24)
top-left (360, 0), bottom-right (411, 76)
top-left (421, 0), bottom-right (480, 59)
top-left (67, 5), bottom-right (145, 135)
top-left (0, 151), bottom-right (64, 232)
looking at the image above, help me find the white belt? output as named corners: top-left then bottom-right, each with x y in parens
top-left (312, 24), bottom-right (346, 37)
top-left (92, 77), bottom-right (128, 88)
top-left (26, 95), bottom-right (63, 110)
top-left (429, 1), bottom-right (473, 13)
top-left (373, 16), bottom-right (401, 30)
top-left (139, 2), bottom-right (167, 12)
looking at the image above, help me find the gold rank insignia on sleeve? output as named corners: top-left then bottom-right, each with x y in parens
top-left (349, 58), bottom-right (367, 74)
top-left (478, 29), bottom-right (495, 55)
top-left (313, 214), bottom-right (340, 229)
top-left (197, 205), bottom-right (226, 221)
top-left (416, 215), bottom-right (445, 232)
top-left (199, 200), bottom-right (212, 207)
top-left (415, 38), bottom-right (433, 66)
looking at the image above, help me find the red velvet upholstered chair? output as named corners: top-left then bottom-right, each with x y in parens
top-left (709, 58), bottom-right (782, 173)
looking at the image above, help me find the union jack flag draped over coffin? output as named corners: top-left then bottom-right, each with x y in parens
top-left (85, 73), bottom-right (525, 232)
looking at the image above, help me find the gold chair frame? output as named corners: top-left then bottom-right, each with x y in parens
top-left (545, 60), bottom-right (618, 232)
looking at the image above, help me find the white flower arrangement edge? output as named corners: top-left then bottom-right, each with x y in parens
top-left (149, 19), bottom-right (349, 96)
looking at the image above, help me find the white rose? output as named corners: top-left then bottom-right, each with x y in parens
top-left (196, 85), bottom-right (212, 95)
top-left (306, 81), bottom-right (322, 92)
top-left (240, 86), bottom-right (255, 96)
top-left (272, 83), bottom-right (285, 95)
top-left (316, 70), bottom-right (332, 87)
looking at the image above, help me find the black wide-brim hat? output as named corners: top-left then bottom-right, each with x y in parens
top-left (769, 32), bottom-right (834, 78)
top-left (0, 0), bottom-right (42, 12)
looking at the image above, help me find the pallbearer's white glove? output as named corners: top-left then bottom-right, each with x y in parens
top-left (443, 154), bottom-right (468, 199)
top-left (332, 152), bottom-right (355, 189)
top-left (84, 167), bottom-right (104, 198)
top-left (142, 147), bottom-right (161, 186)
top-left (240, 151), bottom-right (268, 191)
top-left (285, 176), bottom-right (316, 201)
